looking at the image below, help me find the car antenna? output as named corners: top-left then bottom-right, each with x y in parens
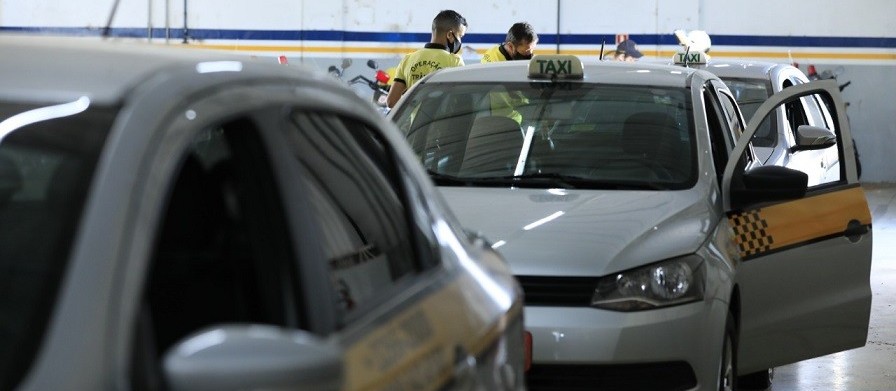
top-left (102, 0), bottom-right (122, 39)
top-left (599, 40), bottom-right (605, 60)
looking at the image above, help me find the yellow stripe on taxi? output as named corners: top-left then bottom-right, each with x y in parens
top-left (729, 186), bottom-right (872, 259)
top-left (342, 272), bottom-right (523, 391)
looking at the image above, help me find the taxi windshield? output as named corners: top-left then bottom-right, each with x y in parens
top-left (393, 82), bottom-right (696, 190)
top-left (0, 100), bottom-right (112, 389)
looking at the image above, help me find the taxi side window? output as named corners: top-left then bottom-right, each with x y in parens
top-left (782, 80), bottom-right (811, 137)
top-left (136, 118), bottom-right (302, 387)
top-left (284, 112), bottom-right (424, 319)
top-left (716, 90), bottom-right (745, 138)
top-left (703, 87), bottom-right (737, 185)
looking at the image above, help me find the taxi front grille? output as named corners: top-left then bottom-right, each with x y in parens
top-left (526, 362), bottom-right (697, 391)
top-left (516, 276), bottom-right (597, 307)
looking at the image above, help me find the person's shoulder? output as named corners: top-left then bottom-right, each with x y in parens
top-left (481, 45), bottom-right (503, 63)
top-left (442, 52), bottom-right (464, 66)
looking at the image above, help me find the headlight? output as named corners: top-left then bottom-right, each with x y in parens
top-left (591, 256), bottom-right (705, 311)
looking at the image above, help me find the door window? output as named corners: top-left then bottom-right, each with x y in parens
top-left (135, 118), bottom-right (302, 387)
top-left (0, 102), bottom-right (112, 391)
top-left (703, 84), bottom-right (750, 185)
top-left (284, 112), bottom-right (426, 320)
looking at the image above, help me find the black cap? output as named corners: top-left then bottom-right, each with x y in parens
top-left (616, 40), bottom-right (643, 58)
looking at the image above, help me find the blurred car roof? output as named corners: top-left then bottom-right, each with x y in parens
top-left (417, 58), bottom-right (708, 87)
top-left (0, 34), bottom-right (325, 105)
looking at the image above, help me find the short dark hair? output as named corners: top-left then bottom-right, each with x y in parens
top-left (432, 10), bottom-right (467, 34)
top-left (506, 22), bottom-right (537, 45)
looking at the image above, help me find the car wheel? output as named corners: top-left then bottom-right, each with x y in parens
top-left (720, 312), bottom-right (738, 391)
top-left (738, 368), bottom-right (774, 390)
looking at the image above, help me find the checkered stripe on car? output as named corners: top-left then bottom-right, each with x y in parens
top-left (729, 209), bottom-right (773, 258)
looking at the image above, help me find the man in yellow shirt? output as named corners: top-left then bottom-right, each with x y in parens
top-left (481, 22), bottom-right (538, 63)
top-left (481, 22), bottom-right (538, 124)
top-left (386, 10), bottom-right (467, 108)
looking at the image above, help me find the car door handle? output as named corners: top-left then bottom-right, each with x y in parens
top-left (845, 219), bottom-right (868, 242)
top-left (453, 345), bottom-right (478, 387)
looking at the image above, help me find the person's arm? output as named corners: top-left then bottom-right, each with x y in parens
top-left (386, 80), bottom-right (407, 108)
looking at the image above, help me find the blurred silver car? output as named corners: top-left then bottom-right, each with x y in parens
top-left (695, 59), bottom-right (843, 186)
top-left (389, 54), bottom-right (871, 391)
top-left (0, 36), bottom-right (524, 391)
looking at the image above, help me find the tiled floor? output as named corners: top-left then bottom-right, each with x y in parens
top-left (769, 183), bottom-right (896, 391)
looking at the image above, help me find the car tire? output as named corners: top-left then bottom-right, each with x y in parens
top-left (738, 368), bottom-right (774, 390)
top-left (720, 311), bottom-right (738, 391)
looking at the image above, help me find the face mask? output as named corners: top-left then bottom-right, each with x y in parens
top-left (447, 32), bottom-right (462, 54)
top-left (508, 43), bottom-right (533, 60)
top-left (512, 50), bottom-right (533, 61)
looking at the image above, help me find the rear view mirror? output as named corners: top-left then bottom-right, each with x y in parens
top-left (792, 125), bottom-right (836, 152)
top-left (163, 324), bottom-right (342, 391)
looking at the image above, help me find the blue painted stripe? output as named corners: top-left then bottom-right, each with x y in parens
top-left (3, 26), bottom-right (894, 49)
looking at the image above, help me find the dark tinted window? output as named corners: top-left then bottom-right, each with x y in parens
top-left (285, 112), bottom-right (420, 319)
top-left (0, 100), bottom-right (112, 390)
top-left (140, 120), bottom-right (302, 366)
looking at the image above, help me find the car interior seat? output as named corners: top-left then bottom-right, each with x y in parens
top-left (613, 111), bottom-right (685, 180)
top-left (146, 154), bottom-right (240, 353)
top-left (458, 115), bottom-right (524, 177)
top-left (421, 112), bottom-right (476, 175)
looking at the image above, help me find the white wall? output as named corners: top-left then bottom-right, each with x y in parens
top-left (7, 0), bottom-right (893, 35)
top-left (2, 0), bottom-right (894, 182)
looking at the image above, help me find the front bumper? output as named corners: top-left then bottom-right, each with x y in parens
top-left (524, 300), bottom-right (727, 391)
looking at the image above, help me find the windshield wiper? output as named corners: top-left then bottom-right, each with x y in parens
top-left (501, 172), bottom-right (591, 188)
top-left (425, 170), bottom-right (584, 188)
top-left (508, 173), bottom-right (676, 190)
top-left (427, 170), bottom-right (673, 190)
top-left (426, 170), bottom-right (472, 186)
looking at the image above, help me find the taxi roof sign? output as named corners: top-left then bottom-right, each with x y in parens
top-left (673, 50), bottom-right (708, 67)
top-left (528, 55), bottom-right (584, 80)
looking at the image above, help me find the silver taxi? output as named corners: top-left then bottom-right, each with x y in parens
top-left (389, 54), bottom-right (871, 390)
top-left (0, 36), bottom-right (524, 391)
top-left (682, 56), bottom-right (843, 186)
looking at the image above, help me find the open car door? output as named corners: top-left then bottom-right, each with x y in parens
top-left (721, 79), bottom-right (873, 374)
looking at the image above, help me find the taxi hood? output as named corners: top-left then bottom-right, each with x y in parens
top-left (439, 187), bottom-right (716, 277)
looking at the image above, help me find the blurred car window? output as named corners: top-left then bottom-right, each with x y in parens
top-left (285, 112), bottom-right (423, 318)
top-left (142, 119), bottom-right (302, 362)
top-left (0, 101), bottom-right (112, 387)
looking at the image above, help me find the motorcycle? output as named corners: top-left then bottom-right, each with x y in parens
top-left (328, 59), bottom-right (391, 114)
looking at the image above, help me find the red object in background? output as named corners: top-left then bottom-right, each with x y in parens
top-left (807, 64), bottom-right (818, 77)
top-left (278, 55), bottom-right (288, 65)
top-left (524, 331), bottom-right (532, 372)
top-left (375, 69), bottom-right (390, 84)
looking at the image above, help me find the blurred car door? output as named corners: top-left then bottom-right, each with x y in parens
top-left (126, 82), bottom-right (523, 391)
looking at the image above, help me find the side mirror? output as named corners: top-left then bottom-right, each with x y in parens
top-left (163, 324), bottom-right (342, 391)
top-left (791, 125), bottom-right (836, 152)
top-left (366, 59), bottom-right (379, 70)
top-left (732, 165), bottom-right (808, 207)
